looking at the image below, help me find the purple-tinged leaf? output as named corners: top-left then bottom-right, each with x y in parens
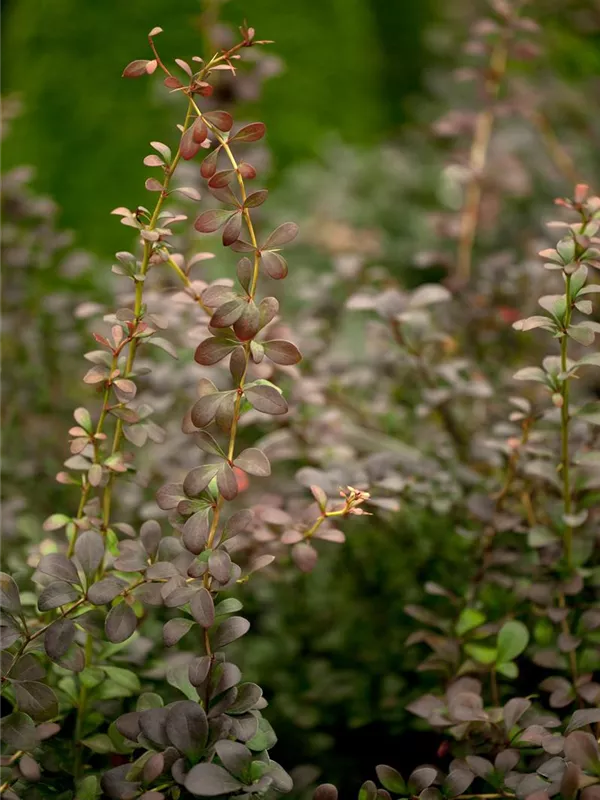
top-left (217, 464), bottom-right (238, 501)
top-left (194, 209), bottom-right (230, 233)
top-left (263, 340), bottom-right (301, 365)
top-left (105, 603), bottom-right (137, 643)
top-left (231, 122), bottom-right (266, 143)
top-left (233, 301), bottom-right (260, 341)
top-left (234, 448), bottom-right (271, 477)
top-left (185, 763), bottom-right (242, 796)
top-left (261, 250), bottom-right (288, 279)
top-left (38, 582), bottom-right (79, 611)
top-left (244, 190), bottom-right (268, 208)
top-left (163, 618), bottom-right (195, 647)
top-left (88, 577), bottom-right (126, 605)
top-left (183, 464), bottom-right (220, 497)
top-left (263, 222), bottom-right (299, 249)
top-left (190, 393), bottom-right (224, 428)
top-left (14, 682), bottom-right (58, 721)
top-left (190, 588), bottom-right (215, 628)
top-left (212, 616), bottom-right (250, 648)
top-left (183, 509), bottom-right (211, 554)
top-left (123, 60), bottom-right (150, 78)
top-left (211, 298), bottom-right (245, 328)
top-left (245, 384), bottom-right (288, 415)
top-left (195, 337), bottom-right (237, 366)
top-left (203, 110), bottom-right (233, 131)
top-left (222, 212), bottom-right (243, 247)
top-left (292, 542), bottom-right (318, 572)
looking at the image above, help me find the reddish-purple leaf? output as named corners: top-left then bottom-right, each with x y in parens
top-left (234, 448), bottom-right (271, 477)
top-left (233, 302), bottom-right (260, 341)
top-left (105, 603), bottom-right (137, 643)
top-left (190, 393), bottom-right (223, 428)
top-left (244, 384), bottom-right (288, 415)
top-left (192, 118), bottom-right (208, 143)
top-left (201, 148), bottom-right (220, 179)
top-left (222, 212), bottom-right (243, 246)
top-left (194, 337), bottom-right (236, 366)
top-left (211, 299), bottom-right (246, 329)
top-left (238, 162), bottom-right (257, 180)
top-left (144, 154), bottom-right (164, 167)
top-left (183, 464), bottom-right (220, 497)
top-left (244, 190), bottom-right (268, 208)
top-left (190, 588), bottom-right (215, 628)
top-left (123, 60), bottom-right (150, 78)
top-left (263, 222), bottom-right (299, 249)
top-left (208, 170), bottom-right (236, 189)
top-left (203, 110), bottom-right (234, 132)
top-left (231, 122), bottom-right (266, 143)
top-left (261, 250), bottom-right (288, 279)
top-left (164, 76), bottom-right (183, 89)
top-left (182, 510), bottom-right (211, 554)
top-left (194, 209), bottom-right (230, 233)
top-left (180, 128), bottom-right (201, 161)
top-left (258, 297), bottom-right (279, 329)
top-left (292, 542), bottom-right (318, 573)
top-left (263, 340), bottom-right (301, 365)
top-left (217, 463), bottom-right (238, 500)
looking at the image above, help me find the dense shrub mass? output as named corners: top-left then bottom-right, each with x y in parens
top-left (1, 2), bottom-right (599, 800)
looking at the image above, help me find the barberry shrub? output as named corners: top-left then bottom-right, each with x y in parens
top-left (313, 185), bottom-right (600, 800)
top-left (0, 25), bottom-right (368, 800)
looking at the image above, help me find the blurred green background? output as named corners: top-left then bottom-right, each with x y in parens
top-left (1, 0), bottom-right (432, 257)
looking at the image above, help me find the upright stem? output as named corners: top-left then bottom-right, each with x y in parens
top-left (560, 274), bottom-right (573, 568)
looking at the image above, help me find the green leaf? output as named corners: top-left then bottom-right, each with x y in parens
top-left (456, 608), bottom-right (486, 636)
top-left (103, 666), bottom-right (141, 694)
top-left (497, 621), bottom-right (529, 663)
top-left (496, 661), bottom-right (519, 679)
top-left (76, 775), bottom-right (101, 800)
top-left (464, 644), bottom-right (497, 665)
top-left (375, 765), bottom-right (406, 794)
top-left (247, 716), bottom-right (277, 752)
top-left (82, 733), bottom-right (116, 753)
top-left (166, 663), bottom-right (199, 702)
top-left (0, 712), bottom-right (37, 750)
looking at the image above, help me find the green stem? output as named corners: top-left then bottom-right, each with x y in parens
top-left (560, 274), bottom-right (573, 568)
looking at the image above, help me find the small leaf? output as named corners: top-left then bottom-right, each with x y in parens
top-left (231, 122), bottom-right (266, 143)
top-left (497, 620), bottom-right (529, 663)
top-left (87, 577), bottom-right (126, 605)
top-left (166, 700), bottom-right (208, 757)
top-left (234, 448), bottom-right (271, 477)
top-left (38, 554), bottom-right (80, 585)
top-left (14, 681), bottom-right (59, 721)
top-left (212, 616), bottom-right (250, 648)
top-left (123, 59), bottom-right (150, 78)
top-left (74, 531), bottom-right (105, 577)
top-left (375, 766), bottom-right (406, 794)
top-left (565, 708), bottom-right (600, 733)
top-left (263, 222), bottom-right (299, 249)
top-left (44, 619), bottom-right (76, 660)
top-left (185, 763), bottom-right (243, 796)
top-left (38, 581), bottom-right (80, 611)
top-left (245, 384), bottom-right (288, 415)
top-left (263, 340), bottom-right (301, 365)
top-left (163, 618), bottom-right (195, 647)
top-left (0, 712), bottom-right (38, 750)
top-left (0, 573), bottom-right (21, 614)
top-left (105, 603), bottom-right (137, 643)
top-left (190, 588), bottom-right (215, 628)
top-left (194, 209), bottom-right (231, 233)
